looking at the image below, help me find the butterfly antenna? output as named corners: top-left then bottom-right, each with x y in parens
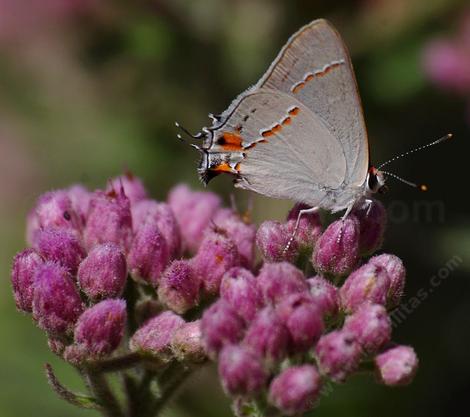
top-left (378, 133), bottom-right (453, 170)
top-left (174, 121), bottom-right (204, 142)
top-left (381, 170), bottom-right (428, 192)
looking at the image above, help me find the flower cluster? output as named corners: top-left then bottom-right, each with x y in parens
top-left (11, 174), bottom-right (418, 417)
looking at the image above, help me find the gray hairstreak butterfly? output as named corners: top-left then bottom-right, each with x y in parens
top-left (176, 19), bottom-right (452, 231)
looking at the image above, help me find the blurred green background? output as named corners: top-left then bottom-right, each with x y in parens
top-left (1, 0), bottom-right (469, 416)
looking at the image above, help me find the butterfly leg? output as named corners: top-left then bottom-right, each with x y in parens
top-left (282, 206), bottom-right (320, 256)
top-left (337, 200), bottom-right (358, 243)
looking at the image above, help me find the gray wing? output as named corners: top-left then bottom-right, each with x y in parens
top-left (257, 19), bottom-right (369, 187)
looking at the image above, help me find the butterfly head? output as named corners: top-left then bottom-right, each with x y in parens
top-left (366, 166), bottom-right (387, 194)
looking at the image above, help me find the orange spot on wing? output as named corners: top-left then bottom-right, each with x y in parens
top-left (213, 162), bottom-right (234, 173)
top-left (262, 130), bottom-right (274, 138)
top-left (305, 74), bottom-right (314, 82)
top-left (272, 124), bottom-right (282, 133)
top-left (288, 107), bottom-right (300, 116)
top-left (282, 116), bottom-right (292, 125)
top-left (219, 131), bottom-right (243, 151)
top-left (292, 82), bottom-right (305, 94)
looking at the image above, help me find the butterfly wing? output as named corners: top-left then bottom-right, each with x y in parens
top-left (257, 19), bottom-right (369, 187)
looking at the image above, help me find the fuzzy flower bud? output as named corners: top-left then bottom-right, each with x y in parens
top-left (35, 228), bottom-right (85, 274)
top-left (78, 243), bottom-right (127, 302)
top-left (369, 253), bottom-right (406, 307)
top-left (220, 267), bottom-right (263, 323)
top-left (340, 261), bottom-right (391, 313)
top-left (218, 345), bottom-right (267, 396)
top-left (286, 203), bottom-right (322, 250)
top-left (256, 220), bottom-right (297, 262)
top-left (315, 330), bottom-right (361, 382)
top-left (171, 320), bottom-right (206, 363)
top-left (84, 190), bottom-right (133, 251)
top-left (67, 184), bottom-right (91, 225)
top-left (32, 262), bottom-right (83, 336)
top-left (306, 275), bottom-right (339, 318)
top-left (168, 184), bottom-right (221, 253)
top-left (130, 311), bottom-right (185, 361)
top-left (352, 199), bottom-right (387, 256)
top-left (268, 365), bottom-right (322, 416)
top-left (200, 300), bottom-right (245, 359)
top-left (312, 216), bottom-right (360, 277)
top-left (277, 293), bottom-right (324, 353)
top-left (158, 260), bottom-right (199, 314)
top-left (127, 218), bottom-right (169, 286)
top-left (192, 230), bottom-right (239, 295)
top-left (344, 304), bottom-right (391, 353)
top-left (375, 345), bottom-right (418, 386)
top-left (257, 262), bottom-right (307, 305)
top-left (73, 299), bottom-right (127, 359)
top-left (107, 173), bottom-right (148, 205)
top-left (11, 249), bottom-right (44, 312)
top-left (243, 306), bottom-right (289, 365)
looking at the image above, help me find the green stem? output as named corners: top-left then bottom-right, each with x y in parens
top-left (87, 352), bottom-right (143, 373)
top-left (85, 369), bottom-right (125, 417)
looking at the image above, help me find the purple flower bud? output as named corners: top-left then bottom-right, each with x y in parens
top-left (11, 249), bottom-right (44, 312)
top-left (157, 260), bottom-right (200, 314)
top-left (220, 267), bottom-right (263, 323)
top-left (171, 320), bottom-right (206, 363)
top-left (127, 218), bottom-right (169, 286)
top-left (256, 220), bottom-right (298, 262)
top-left (67, 184), bottom-right (91, 225)
top-left (343, 304), bottom-right (391, 353)
top-left (214, 208), bottom-right (256, 268)
top-left (286, 203), bottom-right (322, 250)
top-left (339, 261), bottom-right (391, 313)
top-left (78, 243), bottom-right (127, 302)
top-left (32, 262), bottom-right (84, 336)
top-left (306, 275), bottom-right (339, 318)
top-left (369, 254), bottom-right (406, 307)
top-left (35, 190), bottom-right (83, 234)
top-left (312, 216), bottom-right (360, 277)
top-left (277, 293), bottom-right (324, 352)
top-left (192, 230), bottom-right (239, 295)
top-left (218, 345), bottom-right (267, 396)
top-left (74, 299), bottom-right (127, 359)
top-left (26, 207), bottom-right (40, 246)
top-left (107, 172), bottom-right (148, 205)
top-left (200, 300), bottom-right (245, 359)
top-left (257, 262), bottom-right (307, 305)
top-left (83, 190), bottom-right (133, 252)
top-left (375, 345), bottom-right (418, 386)
top-left (352, 199), bottom-right (387, 256)
top-left (132, 200), bottom-right (181, 258)
top-left (34, 228), bottom-right (85, 274)
top-left (168, 184), bottom-right (221, 253)
top-left (243, 306), bottom-right (289, 365)
top-left (130, 311), bottom-right (185, 361)
top-left (315, 330), bottom-right (361, 382)
top-left (268, 365), bottom-right (322, 416)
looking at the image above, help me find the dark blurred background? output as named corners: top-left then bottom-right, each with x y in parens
top-left (1, 1), bottom-right (469, 416)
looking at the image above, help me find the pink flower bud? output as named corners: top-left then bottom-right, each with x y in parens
top-left (200, 300), bottom-right (245, 359)
top-left (343, 304), bottom-right (391, 353)
top-left (315, 330), bottom-right (361, 382)
top-left (84, 190), bottom-right (133, 252)
top-left (218, 345), bottom-right (267, 396)
top-left (132, 200), bottom-right (181, 258)
top-left (369, 253), bottom-right (406, 307)
top-left (11, 249), bottom-right (44, 312)
top-left (32, 263), bottom-right (84, 336)
top-left (375, 345), bottom-right (418, 386)
top-left (73, 299), bottom-right (126, 359)
top-left (352, 199), bottom-right (387, 256)
top-left (107, 173), bottom-right (148, 205)
top-left (313, 216), bottom-right (360, 277)
top-left (34, 228), bottom-right (85, 274)
top-left (268, 365), bottom-right (322, 416)
top-left (78, 243), bottom-right (127, 302)
top-left (340, 262), bottom-right (391, 313)
top-left (67, 184), bottom-right (91, 225)
top-left (256, 220), bottom-right (298, 262)
top-left (257, 262), bottom-right (307, 305)
top-left (286, 203), bottom-right (322, 250)
top-left (127, 218), bottom-right (169, 286)
top-left (158, 260), bottom-right (200, 314)
top-left (171, 320), bottom-right (206, 363)
top-left (168, 184), bottom-right (221, 253)
top-left (306, 275), bottom-right (339, 318)
top-left (243, 306), bottom-right (289, 365)
top-left (220, 267), bottom-right (263, 323)
top-left (130, 311), bottom-right (185, 361)
top-left (276, 293), bottom-right (324, 353)
top-left (192, 230), bottom-right (240, 295)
